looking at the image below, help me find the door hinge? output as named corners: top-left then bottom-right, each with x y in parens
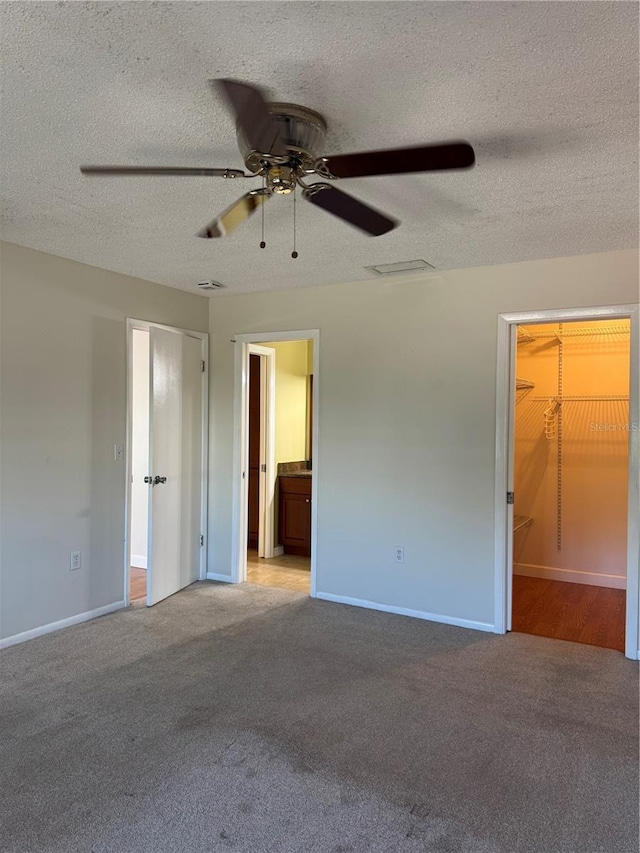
top-left (507, 492), bottom-right (515, 504)
top-left (261, 463), bottom-right (267, 473)
top-left (201, 360), bottom-right (206, 373)
top-left (200, 535), bottom-right (204, 546)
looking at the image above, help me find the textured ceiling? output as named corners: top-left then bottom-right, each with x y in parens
top-left (1, 1), bottom-right (638, 296)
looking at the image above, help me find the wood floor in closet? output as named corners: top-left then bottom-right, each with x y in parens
top-left (512, 575), bottom-right (625, 652)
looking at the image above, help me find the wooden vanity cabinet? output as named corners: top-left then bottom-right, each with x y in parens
top-left (278, 476), bottom-right (311, 557)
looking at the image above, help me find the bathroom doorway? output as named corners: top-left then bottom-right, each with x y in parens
top-left (232, 330), bottom-right (319, 595)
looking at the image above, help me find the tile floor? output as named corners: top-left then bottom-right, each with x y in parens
top-left (247, 549), bottom-right (310, 593)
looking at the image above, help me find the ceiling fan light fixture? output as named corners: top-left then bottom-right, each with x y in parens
top-left (81, 80), bottom-right (476, 244)
top-left (365, 259), bottom-right (436, 276)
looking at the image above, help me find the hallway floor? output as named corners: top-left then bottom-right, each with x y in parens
top-left (129, 566), bottom-right (147, 602)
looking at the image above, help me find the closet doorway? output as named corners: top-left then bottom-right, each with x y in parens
top-left (494, 306), bottom-right (639, 659)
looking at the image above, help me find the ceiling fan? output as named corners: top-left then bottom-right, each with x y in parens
top-left (81, 79), bottom-right (475, 244)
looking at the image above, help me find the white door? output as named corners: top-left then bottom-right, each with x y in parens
top-left (147, 326), bottom-right (203, 606)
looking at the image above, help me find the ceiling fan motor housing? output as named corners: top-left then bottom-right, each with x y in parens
top-left (237, 102), bottom-right (328, 176)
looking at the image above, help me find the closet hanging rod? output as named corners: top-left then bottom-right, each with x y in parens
top-left (526, 324), bottom-right (630, 339)
top-left (529, 395), bottom-right (629, 402)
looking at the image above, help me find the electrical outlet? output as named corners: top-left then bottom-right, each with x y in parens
top-left (114, 443), bottom-right (124, 461)
top-left (70, 551), bottom-right (82, 572)
top-left (394, 546), bottom-right (404, 564)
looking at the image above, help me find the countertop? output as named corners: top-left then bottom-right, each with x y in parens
top-left (278, 461), bottom-right (312, 479)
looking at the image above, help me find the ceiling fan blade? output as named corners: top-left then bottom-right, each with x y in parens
top-left (214, 79), bottom-right (286, 157)
top-left (80, 166), bottom-right (247, 177)
top-left (317, 142), bottom-right (475, 179)
top-left (302, 184), bottom-right (397, 236)
top-left (197, 189), bottom-right (270, 238)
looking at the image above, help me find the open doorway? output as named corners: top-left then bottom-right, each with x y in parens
top-left (511, 319), bottom-right (630, 651)
top-left (246, 340), bottom-right (314, 593)
top-left (125, 320), bottom-right (209, 606)
top-left (495, 305), bottom-right (639, 659)
top-left (232, 330), bottom-right (319, 595)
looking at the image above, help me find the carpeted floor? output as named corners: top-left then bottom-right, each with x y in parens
top-left (1, 582), bottom-right (638, 853)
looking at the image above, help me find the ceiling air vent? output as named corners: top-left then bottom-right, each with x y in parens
top-left (365, 259), bottom-right (436, 276)
top-left (197, 279), bottom-right (223, 291)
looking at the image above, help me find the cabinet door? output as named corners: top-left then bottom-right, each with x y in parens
top-left (279, 480), bottom-right (311, 556)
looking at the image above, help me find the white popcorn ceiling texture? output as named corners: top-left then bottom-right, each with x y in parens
top-left (1, 1), bottom-right (637, 295)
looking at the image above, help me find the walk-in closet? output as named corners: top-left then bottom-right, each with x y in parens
top-left (512, 319), bottom-right (631, 651)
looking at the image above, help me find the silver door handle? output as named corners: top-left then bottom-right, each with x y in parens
top-left (153, 475), bottom-right (167, 485)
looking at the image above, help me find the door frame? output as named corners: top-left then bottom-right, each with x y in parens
top-left (124, 318), bottom-right (209, 605)
top-left (493, 303), bottom-right (640, 659)
top-left (247, 344), bottom-right (276, 558)
top-left (231, 329), bottom-right (320, 595)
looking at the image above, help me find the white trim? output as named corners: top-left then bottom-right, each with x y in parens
top-left (0, 601), bottom-right (126, 650)
top-left (625, 307), bottom-right (640, 658)
top-left (514, 563), bottom-right (626, 590)
top-left (200, 333), bottom-right (210, 582)
top-left (315, 592), bottom-right (494, 633)
top-left (494, 304), bottom-right (640, 660)
top-left (124, 319), bottom-right (209, 607)
top-left (231, 330), bottom-right (320, 596)
top-left (206, 572), bottom-right (234, 583)
top-left (130, 555), bottom-right (147, 570)
top-left (247, 344), bottom-right (276, 560)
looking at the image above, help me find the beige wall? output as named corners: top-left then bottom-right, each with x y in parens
top-left (0, 242), bottom-right (208, 641)
top-left (263, 340), bottom-right (311, 464)
top-left (208, 250), bottom-right (639, 628)
top-left (514, 320), bottom-right (631, 587)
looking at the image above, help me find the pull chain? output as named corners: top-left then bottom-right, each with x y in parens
top-left (291, 186), bottom-right (298, 259)
top-left (260, 175), bottom-right (266, 249)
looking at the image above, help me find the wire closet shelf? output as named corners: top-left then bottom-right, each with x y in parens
top-left (515, 321), bottom-right (631, 551)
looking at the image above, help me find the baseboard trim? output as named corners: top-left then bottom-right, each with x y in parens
top-left (514, 562), bottom-right (626, 590)
top-left (0, 601), bottom-right (126, 650)
top-left (206, 572), bottom-right (234, 583)
top-left (314, 592), bottom-right (494, 633)
top-left (130, 555), bottom-right (147, 569)
top-left (272, 545), bottom-right (284, 557)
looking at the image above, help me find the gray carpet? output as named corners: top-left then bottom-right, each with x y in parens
top-left (1, 582), bottom-right (638, 853)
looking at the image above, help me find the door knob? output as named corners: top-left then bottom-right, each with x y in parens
top-left (153, 475), bottom-right (167, 485)
top-left (144, 476), bottom-right (153, 484)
